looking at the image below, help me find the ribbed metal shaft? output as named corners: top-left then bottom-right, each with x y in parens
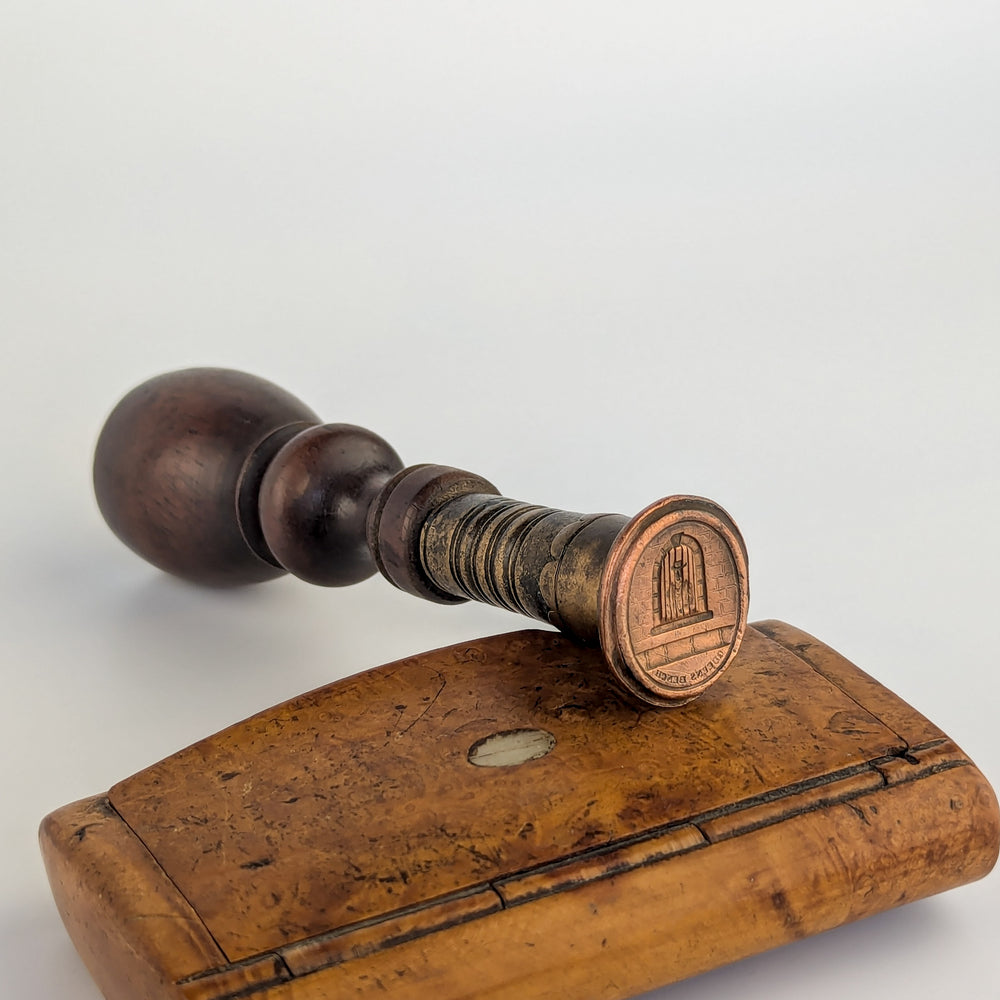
top-left (421, 493), bottom-right (628, 645)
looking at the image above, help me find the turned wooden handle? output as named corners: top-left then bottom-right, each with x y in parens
top-left (94, 368), bottom-right (749, 706)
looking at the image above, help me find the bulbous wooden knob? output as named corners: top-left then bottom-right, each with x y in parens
top-left (95, 368), bottom-right (749, 706)
top-left (95, 368), bottom-right (320, 585)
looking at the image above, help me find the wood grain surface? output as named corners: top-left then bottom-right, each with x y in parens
top-left (40, 621), bottom-right (999, 1000)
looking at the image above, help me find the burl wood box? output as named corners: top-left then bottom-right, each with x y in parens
top-left (40, 621), bottom-right (999, 1000)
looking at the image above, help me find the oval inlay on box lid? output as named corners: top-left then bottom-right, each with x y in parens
top-left (467, 729), bottom-right (557, 768)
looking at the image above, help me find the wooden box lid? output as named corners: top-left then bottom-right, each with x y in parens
top-left (41, 621), bottom-right (1000, 1000)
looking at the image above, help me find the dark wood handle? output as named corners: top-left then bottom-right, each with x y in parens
top-left (94, 368), bottom-right (749, 706)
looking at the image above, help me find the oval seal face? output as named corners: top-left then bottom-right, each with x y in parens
top-left (599, 496), bottom-right (748, 707)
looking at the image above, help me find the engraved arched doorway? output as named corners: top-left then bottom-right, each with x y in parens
top-left (651, 533), bottom-right (714, 635)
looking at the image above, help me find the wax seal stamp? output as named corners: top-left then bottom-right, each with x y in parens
top-left (93, 368), bottom-right (749, 707)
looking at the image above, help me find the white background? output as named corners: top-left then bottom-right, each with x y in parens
top-left (2, 3), bottom-right (998, 998)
